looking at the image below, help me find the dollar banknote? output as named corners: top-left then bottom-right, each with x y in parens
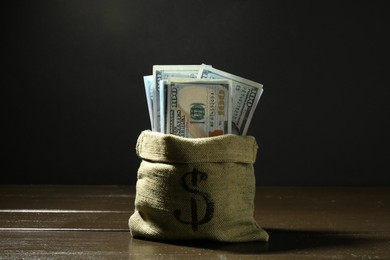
top-left (152, 65), bottom-right (203, 132)
top-left (143, 75), bottom-right (154, 129)
top-left (166, 78), bottom-right (233, 138)
top-left (159, 79), bottom-right (168, 134)
top-left (143, 64), bottom-right (264, 136)
top-left (198, 65), bottom-right (263, 135)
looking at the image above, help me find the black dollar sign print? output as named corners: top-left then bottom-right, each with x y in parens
top-left (174, 168), bottom-right (214, 231)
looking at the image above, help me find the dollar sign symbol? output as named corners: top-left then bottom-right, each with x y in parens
top-left (174, 168), bottom-right (214, 231)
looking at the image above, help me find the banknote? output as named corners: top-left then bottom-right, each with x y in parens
top-left (143, 75), bottom-right (154, 129)
top-left (198, 65), bottom-right (263, 135)
top-left (159, 79), bottom-right (168, 134)
top-left (166, 78), bottom-right (232, 138)
top-left (152, 65), bottom-right (203, 132)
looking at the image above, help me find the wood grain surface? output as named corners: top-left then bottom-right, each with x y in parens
top-left (1, 186), bottom-right (389, 259)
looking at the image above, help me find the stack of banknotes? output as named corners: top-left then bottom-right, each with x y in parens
top-left (143, 64), bottom-right (263, 138)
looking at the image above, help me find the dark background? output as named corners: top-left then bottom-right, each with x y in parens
top-left (2, 1), bottom-right (389, 185)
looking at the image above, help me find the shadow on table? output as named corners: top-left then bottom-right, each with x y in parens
top-left (263, 228), bottom-right (372, 254)
top-left (129, 228), bottom-right (378, 255)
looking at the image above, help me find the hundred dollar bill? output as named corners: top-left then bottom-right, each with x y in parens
top-left (198, 66), bottom-right (263, 135)
top-left (166, 78), bottom-right (232, 138)
top-left (143, 75), bottom-right (154, 129)
top-left (159, 79), bottom-right (168, 134)
top-left (153, 65), bottom-right (202, 133)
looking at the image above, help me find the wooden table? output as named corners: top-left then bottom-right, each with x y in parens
top-left (1, 186), bottom-right (389, 259)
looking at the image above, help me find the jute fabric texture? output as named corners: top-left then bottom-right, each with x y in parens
top-left (129, 130), bottom-right (269, 242)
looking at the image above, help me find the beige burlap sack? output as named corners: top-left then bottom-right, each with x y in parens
top-left (129, 130), bottom-right (269, 242)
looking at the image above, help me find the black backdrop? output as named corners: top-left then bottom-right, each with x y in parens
top-left (3, 1), bottom-right (389, 185)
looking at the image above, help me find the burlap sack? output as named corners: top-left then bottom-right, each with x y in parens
top-left (129, 130), bottom-right (269, 242)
